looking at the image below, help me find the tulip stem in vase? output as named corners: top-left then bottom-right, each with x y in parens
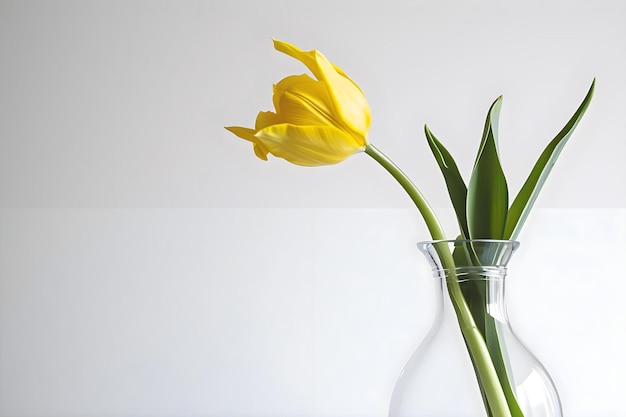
top-left (365, 143), bottom-right (516, 417)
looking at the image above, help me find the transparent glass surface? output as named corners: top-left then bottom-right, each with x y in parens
top-left (389, 240), bottom-right (562, 417)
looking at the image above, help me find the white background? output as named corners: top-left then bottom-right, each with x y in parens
top-left (1, 1), bottom-right (625, 416)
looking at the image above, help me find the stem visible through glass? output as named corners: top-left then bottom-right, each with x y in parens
top-left (364, 143), bottom-right (516, 417)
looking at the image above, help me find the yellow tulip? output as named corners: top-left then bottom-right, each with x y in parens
top-left (226, 39), bottom-right (371, 166)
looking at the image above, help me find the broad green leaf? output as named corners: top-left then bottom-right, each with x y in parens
top-left (504, 79), bottom-right (595, 240)
top-left (467, 97), bottom-right (509, 239)
top-left (425, 125), bottom-right (470, 239)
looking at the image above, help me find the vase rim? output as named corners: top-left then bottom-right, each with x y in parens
top-left (417, 239), bottom-right (520, 249)
top-left (418, 238), bottom-right (519, 244)
top-left (417, 239), bottom-right (521, 269)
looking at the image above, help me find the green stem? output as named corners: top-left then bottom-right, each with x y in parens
top-left (364, 143), bottom-right (514, 417)
top-left (364, 144), bottom-right (446, 240)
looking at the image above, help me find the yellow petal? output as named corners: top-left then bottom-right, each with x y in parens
top-left (225, 126), bottom-right (256, 142)
top-left (255, 123), bottom-right (364, 166)
top-left (255, 111), bottom-right (282, 130)
top-left (273, 39), bottom-right (371, 139)
top-left (273, 75), bottom-right (339, 128)
top-left (271, 74), bottom-right (316, 111)
top-left (273, 39), bottom-right (326, 81)
top-left (252, 142), bottom-right (270, 160)
top-left (225, 125), bottom-right (269, 161)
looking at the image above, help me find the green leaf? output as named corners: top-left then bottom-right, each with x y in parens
top-left (425, 125), bottom-right (470, 239)
top-left (504, 79), bottom-right (596, 240)
top-left (467, 97), bottom-right (509, 239)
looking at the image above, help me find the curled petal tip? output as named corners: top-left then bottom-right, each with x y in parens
top-left (272, 38), bottom-right (295, 52)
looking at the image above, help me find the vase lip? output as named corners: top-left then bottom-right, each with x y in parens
top-left (418, 238), bottom-right (520, 245)
top-left (417, 239), bottom-right (521, 269)
top-left (417, 239), bottom-right (520, 252)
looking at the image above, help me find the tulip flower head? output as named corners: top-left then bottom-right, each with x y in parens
top-left (226, 40), bottom-right (371, 166)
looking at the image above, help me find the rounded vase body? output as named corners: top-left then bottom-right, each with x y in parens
top-left (389, 240), bottom-right (562, 417)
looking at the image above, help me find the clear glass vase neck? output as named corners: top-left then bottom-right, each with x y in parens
top-left (388, 239), bottom-right (562, 417)
top-left (418, 239), bottom-right (520, 270)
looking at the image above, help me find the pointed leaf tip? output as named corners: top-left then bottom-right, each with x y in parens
top-left (467, 97), bottom-right (508, 239)
top-left (503, 80), bottom-right (595, 239)
top-left (424, 126), bottom-right (470, 239)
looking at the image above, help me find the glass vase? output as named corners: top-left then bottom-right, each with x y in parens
top-left (389, 240), bottom-right (562, 417)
